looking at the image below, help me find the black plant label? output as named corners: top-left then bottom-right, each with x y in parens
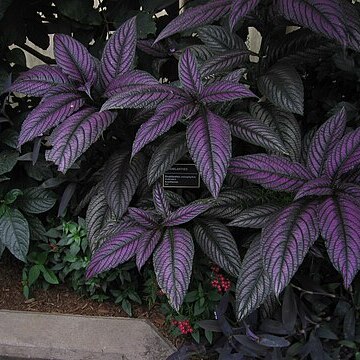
top-left (163, 163), bottom-right (200, 189)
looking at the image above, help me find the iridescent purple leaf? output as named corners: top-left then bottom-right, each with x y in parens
top-left (101, 84), bottom-right (185, 110)
top-left (54, 34), bottom-right (97, 88)
top-left (86, 226), bottom-right (144, 278)
top-left (100, 17), bottom-right (137, 88)
top-left (249, 102), bottom-right (302, 162)
top-left (228, 204), bottom-right (281, 228)
top-left (104, 70), bottom-right (159, 97)
top-left (178, 48), bottom-right (203, 95)
top-left (18, 93), bottom-right (84, 146)
top-left (132, 99), bottom-right (194, 157)
top-left (229, 0), bottom-right (261, 31)
top-left (10, 65), bottom-right (70, 97)
top-left (137, 39), bottom-right (169, 58)
top-left (198, 25), bottom-right (246, 53)
top-left (163, 201), bottom-right (211, 226)
top-left (187, 109), bottom-right (231, 198)
top-left (236, 235), bottom-right (271, 321)
top-left (261, 200), bottom-right (319, 295)
top-left (147, 132), bottom-right (187, 186)
top-left (229, 154), bottom-right (312, 192)
top-left (319, 194), bottom-right (360, 288)
top-left (104, 151), bottom-right (145, 219)
top-left (307, 107), bottom-right (346, 177)
top-left (227, 112), bottom-right (287, 154)
top-left (136, 229), bottom-right (162, 270)
top-left (155, 0), bottom-right (232, 43)
top-left (276, 0), bottom-right (360, 51)
top-left (200, 81), bottom-right (256, 104)
top-left (257, 63), bottom-right (304, 115)
top-left (200, 50), bottom-right (250, 77)
top-left (153, 227), bottom-right (194, 311)
top-left (294, 177), bottom-right (333, 200)
top-left (193, 218), bottom-right (241, 277)
top-left (46, 107), bottom-right (116, 173)
top-left (153, 182), bottom-right (171, 217)
top-left (128, 207), bottom-right (159, 228)
top-left (326, 127), bottom-right (360, 179)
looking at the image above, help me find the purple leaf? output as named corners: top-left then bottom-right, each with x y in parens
top-left (104, 70), bottom-right (159, 97)
top-left (307, 107), bottom-right (347, 177)
top-left (86, 226), bottom-right (144, 278)
top-left (249, 102), bottom-right (302, 162)
top-left (54, 34), bottom-right (97, 88)
top-left (198, 25), bottom-right (247, 53)
top-left (137, 39), bottom-right (169, 58)
top-left (46, 107), bottom-right (116, 173)
top-left (229, 154), bottom-right (312, 192)
top-left (200, 50), bottom-right (249, 77)
top-left (128, 207), bottom-right (159, 228)
top-left (200, 81), bottom-right (256, 104)
top-left (228, 204), bottom-right (281, 228)
top-left (276, 0), bottom-right (360, 51)
top-left (132, 99), bottom-right (194, 157)
top-left (153, 227), bottom-right (194, 311)
top-left (155, 0), bottom-right (232, 43)
top-left (100, 17), bottom-right (137, 88)
top-left (319, 194), bottom-right (360, 288)
top-left (261, 200), bottom-right (319, 295)
top-left (163, 201), bottom-right (211, 226)
top-left (326, 127), bottom-right (360, 179)
top-left (294, 177), bottom-right (333, 200)
top-left (153, 182), bottom-right (171, 217)
top-left (193, 218), bottom-right (241, 277)
top-left (187, 109), bottom-right (231, 198)
top-left (257, 63), bottom-right (304, 115)
top-left (227, 112), bottom-right (288, 154)
top-left (147, 132), bottom-right (187, 185)
top-left (10, 65), bottom-right (70, 97)
top-left (236, 235), bottom-right (271, 321)
top-left (229, 0), bottom-right (261, 31)
top-left (101, 84), bottom-right (185, 110)
top-left (178, 48), bottom-right (203, 95)
top-left (18, 93), bottom-right (84, 146)
top-left (104, 152), bottom-right (145, 219)
top-left (136, 229), bottom-right (162, 270)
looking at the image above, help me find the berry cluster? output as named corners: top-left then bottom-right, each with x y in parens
top-left (211, 265), bottom-right (231, 293)
top-left (172, 319), bottom-right (193, 334)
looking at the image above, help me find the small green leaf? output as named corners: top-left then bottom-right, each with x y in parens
top-left (23, 285), bottom-right (30, 299)
top-left (4, 189), bottom-right (23, 204)
top-left (205, 329), bottom-right (213, 344)
top-left (39, 265), bottom-right (59, 284)
top-left (0, 150), bottom-right (18, 175)
top-left (28, 265), bottom-right (41, 286)
top-left (191, 330), bottom-right (200, 343)
top-left (122, 299), bottom-right (132, 316)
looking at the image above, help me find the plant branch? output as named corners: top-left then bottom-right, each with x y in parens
top-left (20, 44), bottom-right (56, 65)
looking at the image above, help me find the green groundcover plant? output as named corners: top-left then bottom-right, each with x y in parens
top-left (2, 1), bottom-right (360, 356)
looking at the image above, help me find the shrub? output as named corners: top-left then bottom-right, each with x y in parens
top-left (4, 0), bottom-right (360, 325)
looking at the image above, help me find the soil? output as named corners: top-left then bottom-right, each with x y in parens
top-left (0, 253), bottom-right (181, 348)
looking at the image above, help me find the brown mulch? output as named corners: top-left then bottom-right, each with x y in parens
top-left (0, 253), bottom-right (180, 347)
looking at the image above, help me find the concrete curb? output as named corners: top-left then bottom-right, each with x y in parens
top-left (0, 310), bottom-right (176, 360)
